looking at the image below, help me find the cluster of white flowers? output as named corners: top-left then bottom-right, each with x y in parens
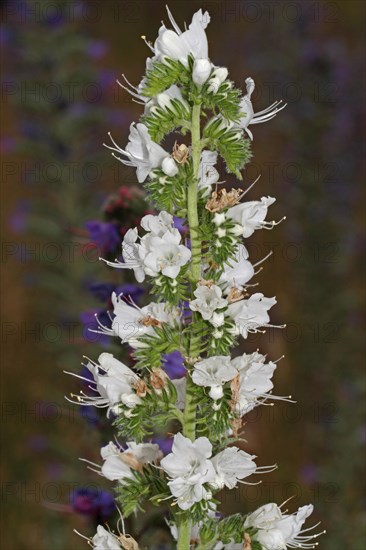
top-left (101, 211), bottom-right (191, 282)
top-left (167, 501), bottom-right (323, 549)
top-left (189, 285), bottom-right (278, 339)
top-left (191, 351), bottom-right (291, 412)
top-left (160, 433), bottom-right (271, 510)
top-left (244, 502), bottom-right (324, 549)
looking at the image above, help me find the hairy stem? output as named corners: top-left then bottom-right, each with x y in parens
top-left (177, 102), bottom-right (202, 550)
top-left (187, 102), bottom-right (202, 282)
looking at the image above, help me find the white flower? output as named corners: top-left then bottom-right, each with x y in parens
top-left (193, 58), bottom-right (213, 86)
top-left (100, 441), bottom-right (162, 482)
top-left (219, 244), bottom-right (254, 293)
top-left (140, 211), bottom-right (176, 235)
top-left (160, 432), bottom-right (216, 510)
top-left (190, 284), bottom-right (228, 325)
top-left (244, 502), bottom-right (324, 549)
top-left (123, 228), bottom-right (147, 282)
top-left (227, 293), bottom-right (277, 338)
top-left (161, 156), bottom-right (179, 177)
top-left (96, 353), bottom-right (142, 409)
top-left (145, 84), bottom-right (189, 116)
top-left (213, 212), bottom-right (226, 226)
top-left (238, 77), bottom-right (286, 140)
top-left (91, 526), bottom-right (122, 550)
top-left (192, 356), bottom-right (238, 400)
top-left (143, 231), bottom-right (191, 279)
top-left (99, 227), bottom-right (146, 282)
top-left (117, 75), bottom-right (189, 118)
top-left (207, 67), bottom-right (229, 94)
top-left (198, 150), bottom-right (220, 195)
top-left (65, 352), bottom-right (142, 416)
top-left (139, 211), bottom-right (185, 267)
top-left (93, 292), bottom-right (178, 348)
top-left (103, 123), bottom-right (177, 183)
top-left (231, 352), bottom-right (279, 414)
top-left (152, 7), bottom-right (210, 67)
top-left (210, 447), bottom-right (257, 490)
top-left (100, 212), bottom-right (190, 281)
top-left (227, 196), bottom-right (276, 238)
top-left (156, 84), bottom-right (187, 109)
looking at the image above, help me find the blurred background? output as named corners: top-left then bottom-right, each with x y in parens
top-left (1, 0), bottom-right (365, 548)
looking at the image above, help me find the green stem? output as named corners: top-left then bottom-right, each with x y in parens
top-left (187, 102), bottom-right (202, 283)
top-left (177, 519), bottom-right (191, 550)
top-left (177, 101), bottom-right (202, 550)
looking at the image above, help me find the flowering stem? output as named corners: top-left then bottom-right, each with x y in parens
top-left (177, 101), bottom-right (202, 550)
top-left (188, 102), bottom-right (202, 282)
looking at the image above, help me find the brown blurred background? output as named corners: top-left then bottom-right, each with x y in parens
top-left (1, 0), bottom-right (365, 549)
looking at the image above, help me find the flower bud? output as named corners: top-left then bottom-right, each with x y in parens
top-left (211, 312), bottom-right (225, 327)
top-left (230, 223), bottom-right (244, 236)
top-left (156, 92), bottom-right (173, 109)
top-left (213, 67), bottom-right (228, 83)
top-left (122, 394), bottom-right (142, 408)
top-left (192, 58), bottom-right (212, 86)
top-left (161, 156), bottom-right (178, 177)
top-left (207, 67), bottom-right (229, 94)
top-left (209, 385), bottom-right (224, 400)
top-left (213, 212), bottom-right (226, 226)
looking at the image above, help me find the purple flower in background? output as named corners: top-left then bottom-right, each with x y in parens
top-left (300, 463), bottom-right (319, 485)
top-left (173, 216), bottom-right (187, 234)
top-left (163, 351), bottom-right (186, 379)
top-left (9, 200), bottom-right (29, 233)
top-left (107, 109), bottom-right (131, 126)
top-left (116, 283), bottom-right (145, 305)
top-left (70, 487), bottom-right (116, 520)
top-left (87, 282), bottom-right (144, 305)
top-left (79, 364), bottom-right (97, 392)
top-left (152, 436), bottom-right (173, 456)
top-left (46, 462), bottom-right (64, 480)
top-left (20, 120), bottom-right (44, 140)
top-left (80, 309), bottom-right (112, 345)
top-left (0, 24), bottom-right (11, 46)
top-left (79, 405), bottom-right (101, 428)
top-left (27, 435), bottom-right (48, 452)
top-left (87, 281), bottom-right (116, 302)
top-left (68, 102), bottom-right (88, 118)
top-left (87, 40), bottom-right (108, 59)
top-left (98, 70), bottom-right (117, 90)
top-left (85, 220), bottom-right (121, 254)
top-left (44, 10), bottom-right (64, 27)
